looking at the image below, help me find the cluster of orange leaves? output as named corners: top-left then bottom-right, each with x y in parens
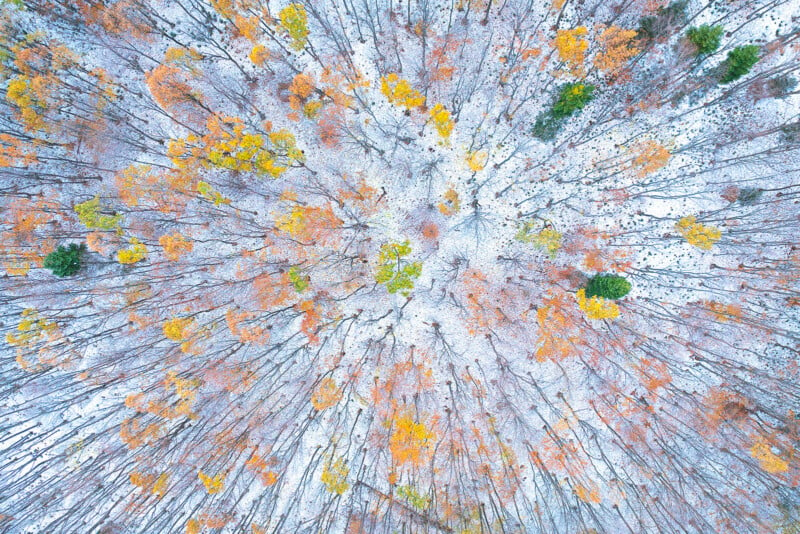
top-left (119, 417), bottom-right (166, 449)
top-left (311, 377), bottom-right (343, 411)
top-left (145, 47), bottom-right (204, 117)
top-left (0, 198), bottom-right (57, 276)
top-left (0, 134), bottom-right (38, 167)
top-left (534, 292), bottom-right (583, 362)
top-left (274, 201), bottom-right (343, 247)
top-left (245, 450), bottom-right (280, 486)
top-left (225, 308), bottom-right (269, 344)
top-left (185, 514), bottom-right (233, 534)
top-left (115, 164), bottom-right (195, 214)
top-left (627, 139), bottom-right (671, 178)
top-left (387, 411), bottom-right (437, 467)
top-left (129, 470), bottom-right (170, 498)
top-left (593, 25), bottom-right (640, 77)
top-left (159, 232), bottom-right (194, 261)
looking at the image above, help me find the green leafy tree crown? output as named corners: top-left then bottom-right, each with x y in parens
top-left (374, 241), bottom-right (422, 297)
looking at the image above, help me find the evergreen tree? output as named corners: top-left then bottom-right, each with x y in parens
top-left (584, 274), bottom-right (632, 300)
top-left (686, 25), bottom-right (724, 55)
top-left (44, 243), bottom-right (86, 277)
top-left (720, 45), bottom-right (760, 83)
top-left (551, 83), bottom-right (596, 119)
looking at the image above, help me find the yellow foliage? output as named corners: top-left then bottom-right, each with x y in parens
top-left (751, 439), bottom-right (789, 474)
top-left (5, 308), bottom-right (57, 348)
top-left (117, 238), bottom-right (147, 264)
top-left (152, 472), bottom-right (170, 497)
top-left (249, 44), bottom-right (270, 66)
top-left (171, 116), bottom-right (303, 178)
top-left (574, 483), bottom-right (602, 504)
top-left (466, 149), bottom-right (488, 171)
top-left (438, 187), bottom-right (460, 216)
top-left (675, 216), bottom-right (721, 250)
top-left (554, 27), bottom-right (588, 73)
top-left (6, 76), bottom-right (49, 131)
top-left (198, 471), bottom-right (225, 494)
top-left (576, 288), bottom-right (619, 320)
top-left (321, 457), bottom-right (350, 495)
top-left (429, 103), bottom-right (453, 139)
top-left (197, 180), bottom-right (231, 206)
top-left (388, 412), bottom-right (436, 466)
top-left (311, 377), bottom-right (342, 410)
top-left (531, 228), bottom-right (562, 258)
top-left (303, 100), bottom-right (323, 118)
top-left (164, 46), bottom-right (203, 72)
top-left (130, 470), bottom-right (169, 497)
top-left (186, 518), bottom-right (201, 534)
top-left (279, 3), bottom-right (309, 51)
top-left (380, 73), bottom-right (425, 109)
top-left (163, 317), bottom-right (195, 341)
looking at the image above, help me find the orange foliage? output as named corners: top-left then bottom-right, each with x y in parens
top-left (159, 233), bottom-right (194, 261)
top-left (246, 451), bottom-right (280, 486)
top-left (289, 73), bottom-right (315, 109)
top-left (459, 269), bottom-right (529, 336)
top-left (274, 202), bottom-right (343, 246)
top-left (252, 272), bottom-right (295, 310)
top-left (627, 139), bottom-right (671, 178)
top-left (297, 299), bottom-right (322, 344)
top-left (119, 417), bottom-right (165, 449)
top-left (593, 25), bottom-right (640, 77)
top-left (0, 134), bottom-right (38, 167)
top-left (701, 300), bottom-right (743, 323)
top-left (225, 308), bottom-right (269, 344)
top-left (115, 165), bottom-right (195, 214)
top-left (633, 358), bottom-right (672, 395)
top-left (145, 64), bottom-right (201, 115)
top-left (701, 388), bottom-right (751, 436)
top-left (387, 411), bottom-right (437, 467)
top-left (535, 292), bottom-right (583, 362)
top-left (427, 38), bottom-right (460, 81)
top-left (337, 176), bottom-right (382, 216)
top-left (1, 198), bottom-right (58, 275)
top-left (311, 377), bottom-right (342, 410)
top-left (98, 1), bottom-right (154, 40)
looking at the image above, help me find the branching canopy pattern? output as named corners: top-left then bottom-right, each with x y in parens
top-left (1, 0), bottom-right (799, 533)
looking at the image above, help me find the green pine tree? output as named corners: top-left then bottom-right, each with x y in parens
top-left (44, 243), bottom-right (86, 277)
top-left (551, 83), bottom-right (596, 119)
top-left (584, 274), bottom-right (631, 300)
top-left (686, 25), bottom-right (724, 55)
top-left (719, 45), bottom-right (760, 84)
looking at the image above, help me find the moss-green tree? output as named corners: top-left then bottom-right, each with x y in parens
top-left (720, 45), bottom-right (760, 83)
top-left (44, 243), bottom-right (86, 277)
top-left (552, 83), bottom-right (596, 119)
top-left (686, 25), bottom-right (723, 55)
top-left (375, 241), bottom-right (422, 297)
top-left (584, 274), bottom-right (631, 300)
top-left (532, 83), bottom-right (597, 140)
